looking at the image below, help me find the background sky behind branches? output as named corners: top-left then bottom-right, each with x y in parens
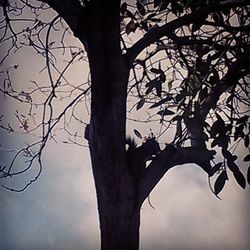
top-left (0, 2), bottom-right (250, 250)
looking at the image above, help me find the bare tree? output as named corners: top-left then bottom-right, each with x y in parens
top-left (0, 1), bottom-right (249, 249)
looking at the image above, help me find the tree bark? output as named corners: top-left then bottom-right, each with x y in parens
top-left (75, 1), bottom-right (141, 249)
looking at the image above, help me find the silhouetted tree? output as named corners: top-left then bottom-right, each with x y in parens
top-left (0, 1), bottom-right (249, 249)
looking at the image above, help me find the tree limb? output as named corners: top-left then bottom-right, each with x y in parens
top-left (200, 55), bottom-right (250, 120)
top-left (166, 32), bottom-right (249, 51)
top-left (138, 145), bottom-right (216, 205)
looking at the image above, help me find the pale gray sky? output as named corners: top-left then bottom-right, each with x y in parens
top-left (1, 140), bottom-right (249, 250)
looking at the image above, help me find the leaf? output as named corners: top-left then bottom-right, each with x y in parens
top-left (150, 68), bottom-right (162, 74)
top-left (137, 1), bottom-right (145, 15)
top-left (145, 78), bottom-right (157, 88)
top-left (214, 170), bottom-right (228, 195)
top-left (120, 2), bottom-right (127, 14)
top-left (209, 162), bottom-right (223, 177)
top-left (160, 73), bottom-right (166, 83)
top-left (149, 102), bottom-right (162, 109)
top-left (141, 21), bottom-right (149, 31)
top-left (210, 114), bottom-right (227, 141)
top-left (210, 69), bottom-right (219, 85)
top-left (134, 129), bottom-right (142, 139)
top-left (222, 149), bottom-right (233, 160)
top-left (212, 12), bottom-right (223, 23)
top-left (244, 135), bottom-right (249, 148)
top-left (48, 41), bottom-right (55, 48)
top-left (199, 87), bottom-right (207, 103)
top-left (225, 124), bottom-right (232, 134)
top-left (211, 134), bottom-right (228, 148)
top-left (175, 93), bottom-right (184, 103)
top-left (233, 169), bottom-right (246, 189)
top-left (210, 120), bottom-right (220, 137)
top-left (226, 94), bottom-right (233, 104)
top-left (145, 86), bottom-right (154, 95)
top-left (247, 166), bottom-right (250, 186)
top-left (155, 81), bottom-right (162, 97)
top-left (157, 109), bottom-right (175, 116)
top-left (236, 115), bottom-right (248, 125)
top-left (146, 78), bottom-right (162, 96)
top-left (211, 137), bottom-right (219, 148)
top-left (145, 13), bottom-right (156, 20)
top-left (136, 99), bottom-right (145, 110)
top-left (219, 135), bottom-right (229, 149)
top-left (126, 20), bottom-right (137, 34)
top-left (149, 95), bottom-right (172, 109)
top-left (126, 9), bottom-right (136, 20)
top-left (234, 124), bottom-right (245, 141)
top-left (227, 160), bottom-right (238, 173)
top-left (168, 79), bottom-right (174, 91)
top-left (187, 73), bottom-right (200, 92)
top-left (20, 119), bottom-right (29, 132)
top-left (231, 155), bottom-right (238, 161)
top-left (243, 154), bottom-right (250, 162)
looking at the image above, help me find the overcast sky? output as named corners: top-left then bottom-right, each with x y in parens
top-left (1, 140), bottom-right (249, 250)
top-left (0, 2), bottom-right (250, 250)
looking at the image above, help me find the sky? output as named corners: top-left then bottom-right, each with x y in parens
top-left (1, 141), bottom-right (249, 250)
top-left (0, 1), bottom-right (250, 250)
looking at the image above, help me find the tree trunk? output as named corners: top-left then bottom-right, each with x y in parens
top-left (75, 1), bottom-right (141, 249)
top-left (86, 28), bottom-right (141, 250)
top-left (96, 182), bottom-right (141, 250)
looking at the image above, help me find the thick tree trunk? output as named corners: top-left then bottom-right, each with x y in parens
top-left (75, 1), bottom-right (141, 249)
top-left (86, 30), bottom-right (141, 250)
top-left (96, 183), bottom-right (141, 250)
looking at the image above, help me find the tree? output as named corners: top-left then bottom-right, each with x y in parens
top-left (0, 0), bottom-right (249, 249)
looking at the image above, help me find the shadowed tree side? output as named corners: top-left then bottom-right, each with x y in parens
top-left (75, 2), bottom-right (139, 248)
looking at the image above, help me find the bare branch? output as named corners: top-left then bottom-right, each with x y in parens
top-left (39, 0), bottom-right (83, 31)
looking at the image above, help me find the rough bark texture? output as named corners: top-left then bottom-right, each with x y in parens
top-left (75, 1), bottom-right (141, 249)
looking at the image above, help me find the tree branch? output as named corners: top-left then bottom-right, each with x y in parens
top-left (126, 0), bottom-right (245, 67)
top-left (166, 32), bottom-right (249, 51)
top-left (40, 0), bottom-right (83, 31)
top-left (138, 145), bottom-right (216, 205)
top-left (200, 55), bottom-right (250, 120)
